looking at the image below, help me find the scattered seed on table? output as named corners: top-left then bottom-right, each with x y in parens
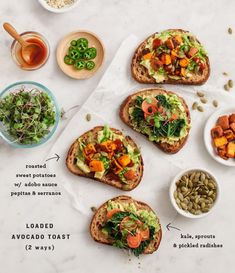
top-left (212, 100), bottom-right (218, 107)
top-left (228, 79), bottom-right (233, 88)
top-left (192, 102), bottom-right (198, 110)
top-left (197, 105), bottom-right (204, 112)
top-left (91, 206), bottom-right (97, 212)
top-left (200, 98), bottom-right (207, 104)
top-left (224, 84), bottom-right (230, 91)
top-left (86, 113), bottom-right (91, 121)
top-left (223, 72), bottom-right (228, 76)
top-left (228, 27), bottom-right (233, 34)
top-left (197, 91), bottom-right (205, 97)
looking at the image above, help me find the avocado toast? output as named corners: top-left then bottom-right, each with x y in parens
top-left (90, 195), bottom-right (162, 256)
top-left (132, 29), bottom-right (210, 85)
top-left (66, 126), bottom-right (143, 191)
top-left (120, 88), bottom-right (191, 154)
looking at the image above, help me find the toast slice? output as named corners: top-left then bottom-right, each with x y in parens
top-left (132, 29), bottom-right (210, 85)
top-left (90, 195), bottom-right (162, 255)
top-left (66, 126), bottom-right (143, 191)
top-left (120, 88), bottom-right (191, 154)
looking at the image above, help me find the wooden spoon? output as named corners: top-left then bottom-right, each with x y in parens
top-left (3, 22), bottom-right (42, 65)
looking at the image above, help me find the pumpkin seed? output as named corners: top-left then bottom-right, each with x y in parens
top-left (228, 79), bottom-right (233, 88)
top-left (86, 113), bottom-right (91, 122)
top-left (192, 102), bottom-right (198, 110)
top-left (174, 170), bottom-right (217, 215)
top-left (178, 192), bottom-right (184, 201)
top-left (212, 100), bottom-right (218, 108)
top-left (223, 72), bottom-right (228, 76)
top-left (91, 206), bottom-right (97, 212)
top-left (224, 84), bottom-right (230, 91)
top-left (197, 91), bottom-right (205, 97)
top-left (174, 191), bottom-right (178, 199)
top-left (200, 98), bottom-right (207, 104)
top-left (228, 27), bottom-right (233, 34)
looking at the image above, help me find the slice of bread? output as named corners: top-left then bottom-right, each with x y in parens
top-left (90, 195), bottom-right (162, 254)
top-left (132, 29), bottom-right (210, 85)
top-left (120, 88), bottom-right (191, 154)
top-left (66, 126), bottom-right (143, 191)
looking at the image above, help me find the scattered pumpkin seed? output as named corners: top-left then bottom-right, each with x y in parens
top-left (224, 84), bottom-right (230, 91)
top-left (91, 206), bottom-right (97, 212)
top-left (197, 105), bottom-right (204, 112)
top-left (192, 102), bottom-right (198, 110)
top-left (197, 91), bottom-right (205, 97)
top-left (200, 98), bottom-right (207, 104)
top-left (212, 100), bottom-right (218, 108)
top-left (223, 72), bottom-right (228, 76)
top-left (228, 79), bottom-right (233, 88)
top-left (228, 27), bottom-right (233, 34)
top-left (86, 113), bottom-right (91, 122)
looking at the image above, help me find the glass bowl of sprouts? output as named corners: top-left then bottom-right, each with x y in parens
top-left (0, 81), bottom-right (60, 148)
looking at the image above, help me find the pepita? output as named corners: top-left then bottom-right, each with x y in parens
top-left (197, 91), bottom-right (205, 97)
top-left (228, 79), bottom-right (233, 88)
top-left (192, 102), bottom-right (198, 110)
top-left (212, 100), bottom-right (218, 108)
top-left (228, 27), bottom-right (233, 34)
top-left (224, 84), bottom-right (230, 91)
top-left (200, 98), bottom-right (207, 104)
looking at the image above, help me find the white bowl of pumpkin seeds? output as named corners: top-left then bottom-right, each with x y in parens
top-left (169, 168), bottom-right (220, 218)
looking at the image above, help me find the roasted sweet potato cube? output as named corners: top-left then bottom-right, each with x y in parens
top-left (230, 122), bottom-right (235, 133)
top-left (224, 129), bottom-right (235, 141)
top-left (217, 115), bottom-right (229, 130)
top-left (165, 39), bottom-right (174, 50)
top-left (187, 47), bottom-right (198, 58)
top-left (229, 114), bottom-right (235, 124)
top-left (226, 142), bottom-right (235, 158)
top-left (213, 136), bottom-right (228, 148)
top-left (217, 145), bottom-right (228, 160)
top-left (211, 126), bottom-right (223, 138)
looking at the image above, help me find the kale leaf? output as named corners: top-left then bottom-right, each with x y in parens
top-left (135, 96), bottom-right (144, 107)
top-left (155, 94), bottom-right (171, 109)
top-left (132, 107), bottom-right (144, 122)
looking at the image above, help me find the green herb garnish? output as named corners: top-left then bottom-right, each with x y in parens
top-left (0, 88), bottom-right (56, 145)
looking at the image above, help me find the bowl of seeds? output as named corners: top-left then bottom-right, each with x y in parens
top-left (169, 168), bottom-right (219, 218)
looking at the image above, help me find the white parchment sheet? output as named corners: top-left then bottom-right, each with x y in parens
top-left (47, 35), bottom-right (235, 273)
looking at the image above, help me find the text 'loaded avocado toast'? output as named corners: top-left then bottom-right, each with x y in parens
top-left (66, 126), bottom-right (143, 191)
top-left (120, 88), bottom-right (191, 154)
top-left (90, 196), bottom-right (162, 256)
top-left (132, 29), bottom-right (210, 85)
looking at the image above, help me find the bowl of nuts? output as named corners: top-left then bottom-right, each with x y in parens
top-left (169, 168), bottom-right (220, 218)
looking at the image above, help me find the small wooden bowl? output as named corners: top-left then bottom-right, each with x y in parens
top-left (56, 31), bottom-right (105, 79)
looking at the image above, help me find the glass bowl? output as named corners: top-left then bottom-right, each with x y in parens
top-left (11, 31), bottom-right (50, 70)
top-left (0, 81), bottom-right (60, 148)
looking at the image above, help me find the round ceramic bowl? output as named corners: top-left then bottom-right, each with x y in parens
top-left (57, 30), bottom-right (105, 79)
top-left (204, 106), bottom-right (235, 167)
top-left (0, 81), bottom-right (60, 148)
top-left (169, 168), bottom-right (220, 219)
top-left (38, 0), bottom-right (79, 13)
top-left (11, 31), bottom-right (50, 70)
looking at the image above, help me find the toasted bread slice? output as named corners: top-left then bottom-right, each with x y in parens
top-left (120, 88), bottom-right (191, 154)
top-left (90, 195), bottom-right (162, 254)
top-left (132, 29), bottom-right (210, 85)
top-left (66, 126), bottom-right (143, 191)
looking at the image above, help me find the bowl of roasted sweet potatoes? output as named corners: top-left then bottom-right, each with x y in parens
top-left (204, 107), bottom-right (235, 166)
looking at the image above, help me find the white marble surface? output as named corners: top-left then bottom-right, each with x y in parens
top-left (0, 0), bottom-right (235, 272)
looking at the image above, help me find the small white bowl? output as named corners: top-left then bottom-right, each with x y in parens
top-left (204, 106), bottom-right (235, 167)
top-left (169, 168), bottom-right (220, 219)
top-left (38, 0), bottom-right (79, 13)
